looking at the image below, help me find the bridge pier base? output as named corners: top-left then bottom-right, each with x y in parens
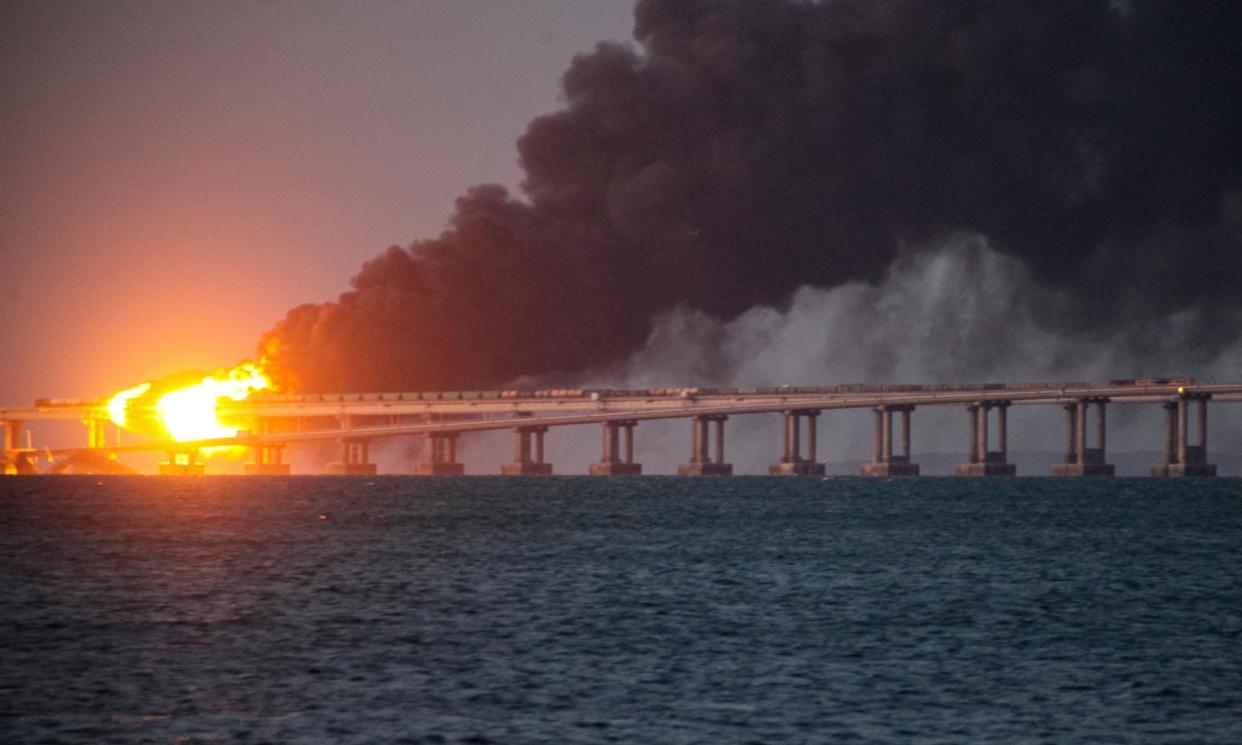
top-left (416, 432), bottom-right (465, 475)
top-left (328, 439), bottom-right (377, 475)
top-left (503, 426), bottom-right (552, 475)
top-left (2, 419), bottom-right (25, 475)
top-left (3, 451), bottom-right (37, 475)
top-left (590, 420), bottom-right (641, 475)
top-left (1151, 396), bottom-right (1216, 477)
top-left (160, 450), bottom-right (205, 476)
top-left (770, 410), bottom-right (824, 475)
top-left (679, 415), bottom-right (732, 476)
top-left (1052, 399), bottom-right (1114, 476)
top-left (861, 405), bottom-right (919, 476)
top-left (955, 402), bottom-right (1015, 476)
top-left (246, 420), bottom-right (291, 474)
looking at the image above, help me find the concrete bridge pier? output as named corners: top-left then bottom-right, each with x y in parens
top-left (770, 410), bottom-right (825, 475)
top-left (591, 420), bottom-right (641, 475)
top-left (2, 419), bottom-right (27, 475)
top-left (503, 426), bottom-right (552, 475)
top-left (956, 401), bottom-right (1015, 476)
top-left (84, 417), bottom-right (108, 449)
top-left (679, 415), bottom-right (732, 476)
top-left (1053, 398), bottom-right (1115, 476)
top-left (328, 438), bottom-right (377, 475)
top-left (862, 405), bottom-right (919, 476)
top-left (245, 444), bottom-right (290, 475)
top-left (160, 449), bottom-right (205, 476)
top-left (245, 419), bottom-right (292, 475)
top-left (416, 432), bottom-right (465, 475)
top-left (1152, 395), bottom-right (1216, 476)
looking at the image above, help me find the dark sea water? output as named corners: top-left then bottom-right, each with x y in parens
top-left (2, 476), bottom-right (1242, 744)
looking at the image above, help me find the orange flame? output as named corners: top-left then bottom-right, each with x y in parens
top-left (107, 361), bottom-right (272, 444)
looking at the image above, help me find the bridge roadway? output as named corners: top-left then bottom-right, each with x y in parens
top-left (3, 379), bottom-right (1240, 476)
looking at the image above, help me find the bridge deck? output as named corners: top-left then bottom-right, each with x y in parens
top-left (6, 379), bottom-right (1242, 456)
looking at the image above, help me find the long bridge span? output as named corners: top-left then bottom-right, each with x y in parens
top-left (3, 378), bottom-right (1239, 477)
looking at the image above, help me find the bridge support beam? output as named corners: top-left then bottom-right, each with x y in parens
top-left (1053, 398), bottom-right (1115, 476)
top-left (861, 405), bottom-right (919, 476)
top-left (503, 426), bottom-right (552, 475)
top-left (769, 409), bottom-right (824, 475)
top-left (159, 449), bottom-right (205, 476)
top-left (956, 401), bottom-right (1015, 476)
top-left (591, 420), bottom-right (641, 475)
top-left (679, 415), bottom-right (732, 476)
top-left (1152, 395), bottom-right (1216, 477)
top-left (416, 432), bottom-right (465, 475)
top-left (328, 438), bottom-right (377, 475)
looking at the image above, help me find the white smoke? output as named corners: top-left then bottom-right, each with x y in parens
top-left (396, 235), bottom-right (1242, 475)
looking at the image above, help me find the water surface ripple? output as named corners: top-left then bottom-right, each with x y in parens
top-left (2, 476), bottom-right (1241, 743)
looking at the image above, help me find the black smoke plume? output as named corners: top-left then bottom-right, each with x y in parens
top-left (260, 0), bottom-right (1242, 392)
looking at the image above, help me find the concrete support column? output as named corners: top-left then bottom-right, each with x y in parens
top-left (1163, 402), bottom-right (1177, 465)
top-left (160, 449), bottom-right (206, 476)
top-left (806, 412), bottom-right (819, 464)
top-left (504, 426), bottom-right (551, 475)
top-left (1154, 395), bottom-right (1216, 477)
top-left (1064, 404), bottom-right (1078, 464)
top-left (713, 417), bottom-right (725, 466)
top-left (1177, 397), bottom-right (1188, 466)
top-left (602, 423), bottom-right (618, 463)
top-left (3, 419), bottom-right (23, 452)
top-left (875, 408), bottom-right (886, 464)
top-left (861, 406), bottom-right (918, 476)
top-left (1197, 397), bottom-right (1208, 459)
top-left (977, 404), bottom-right (989, 464)
top-left (1096, 400), bottom-right (1107, 456)
top-left (881, 408), bottom-right (892, 464)
top-left (3, 419), bottom-right (26, 476)
top-left (996, 403), bottom-right (1009, 461)
top-left (788, 412), bottom-right (800, 463)
top-left (773, 410), bottom-right (825, 476)
top-left (900, 408), bottom-right (911, 459)
top-left (681, 416), bottom-right (732, 476)
top-left (533, 427), bottom-right (547, 464)
top-left (246, 441), bottom-right (291, 475)
top-left (1076, 401), bottom-right (1088, 464)
top-left (328, 438), bottom-right (376, 475)
top-left (84, 418), bottom-right (108, 449)
top-left (1054, 398), bottom-right (1113, 476)
top-left (781, 413), bottom-right (792, 462)
top-left (517, 429), bottom-right (531, 464)
top-left (958, 401), bottom-right (1015, 477)
top-left (967, 406), bottom-right (979, 464)
top-left (592, 420), bottom-right (642, 475)
top-left (416, 432), bottom-right (463, 476)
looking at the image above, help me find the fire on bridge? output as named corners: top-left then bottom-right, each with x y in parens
top-left (1, 378), bottom-right (1234, 477)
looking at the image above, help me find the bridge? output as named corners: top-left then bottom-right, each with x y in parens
top-left (3, 378), bottom-right (1239, 477)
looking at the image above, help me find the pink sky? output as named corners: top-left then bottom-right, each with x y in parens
top-left (0, 0), bottom-right (633, 405)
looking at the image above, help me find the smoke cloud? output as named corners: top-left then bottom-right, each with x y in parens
top-left (260, 0), bottom-right (1242, 393)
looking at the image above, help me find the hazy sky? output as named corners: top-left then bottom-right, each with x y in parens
top-left (0, 0), bottom-right (634, 404)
